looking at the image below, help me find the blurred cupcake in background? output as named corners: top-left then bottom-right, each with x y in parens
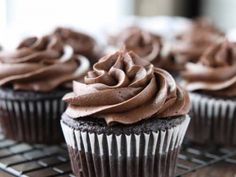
top-left (0, 34), bottom-right (90, 144)
top-left (107, 26), bottom-right (163, 66)
top-left (168, 18), bottom-right (225, 73)
top-left (61, 49), bottom-right (190, 177)
top-left (181, 39), bottom-right (236, 146)
top-left (53, 27), bottom-right (103, 65)
top-left (107, 26), bottom-right (182, 77)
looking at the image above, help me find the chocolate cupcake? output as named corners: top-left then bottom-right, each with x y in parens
top-left (170, 18), bottom-right (224, 72)
top-left (0, 35), bottom-right (90, 144)
top-left (53, 27), bottom-right (102, 64)
top-left (181, 39), bottom-right (236, 146)
top-left (61, 50), bottom-right (190, 177)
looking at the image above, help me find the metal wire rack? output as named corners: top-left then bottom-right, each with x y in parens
top-left (0, 134), bottom-right (236, 177)
top-left (175, 142), bottom-right (236, 176)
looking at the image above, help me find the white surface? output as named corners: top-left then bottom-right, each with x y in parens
top-left (0, 0), bottom-right (134, 49)
top-left (201, 0), bottom-right (236, 30)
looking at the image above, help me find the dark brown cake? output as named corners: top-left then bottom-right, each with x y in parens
top-left (62, 113), bottom-right (186, 134)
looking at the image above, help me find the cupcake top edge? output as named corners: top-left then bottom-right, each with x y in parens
top-left (181, 39), bottom-right (236, 97)
top-left (0, 35), bottom-right (90, 92)
top-left (63, 49), bottom-right (190, 125)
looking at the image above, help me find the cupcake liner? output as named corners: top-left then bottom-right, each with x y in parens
top-left (188, 93), bottom-right (236, 146)
top-left (0, 89), bottom-right (67, 144)
top-left (61, 116), bottom-right (190, 177)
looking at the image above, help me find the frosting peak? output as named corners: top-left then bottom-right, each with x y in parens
top-left (110, 27), bottom-right (162, 65)
top-left (182, 40), bottom-right (236, 96)
top-left (63, 50), bottom-right (190, 125)
top-left (0, 35), bottom-right (90, 91)
top-left (171, 18), bottom-right (224, 67)
top-left (200, 40), bottom-right (236, 67)
top-left (53, 27), bottom-right (102, 64)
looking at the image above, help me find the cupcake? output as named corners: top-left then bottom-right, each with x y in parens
top-left (61, 50), bottom-right (190, 177)
top-left (181, 39), bottom-right (236, 146)
top-left (53, 27), bottom-right (102, 64)
top-left (170, 18), bottom-right (224, 72)
top-left (0, 35), bottom-right (90, 144)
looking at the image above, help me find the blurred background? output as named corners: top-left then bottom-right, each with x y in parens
top-left (1, 0), bottom-right (236, 47)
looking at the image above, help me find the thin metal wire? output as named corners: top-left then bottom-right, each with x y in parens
top-left (0, 134), bottom-right (236, 177)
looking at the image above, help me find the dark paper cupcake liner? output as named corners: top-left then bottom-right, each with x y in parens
top-left (187, 93), bottom-right (236, 146)
top-left (0, 88), bottom-right (67, 144)
top-left (61, 116), bottom-right (190, 177)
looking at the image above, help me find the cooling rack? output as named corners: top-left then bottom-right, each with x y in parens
top-left (0, 134), bottom-right (236, 177)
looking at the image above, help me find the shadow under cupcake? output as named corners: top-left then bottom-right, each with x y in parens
top-left (0, 35), bottom-right (90, 144)
top-left (61, 50), bottom-right (190, 177)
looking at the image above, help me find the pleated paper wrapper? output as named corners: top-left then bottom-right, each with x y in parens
top-left (187, 93), bottom-right (236, 146)
top-left (61, 115), bottom-right (190, 177)
top-left (0, 90), bottom-right (67, 144)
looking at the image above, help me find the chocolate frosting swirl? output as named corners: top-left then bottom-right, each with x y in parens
top-left (0, 35), bottom-right (90, 92)
top-left (53, 27), bottom-right (102, 63)
top-left (110, 27), bottom-right (162, 66)
top-left (181, 40), bottom-right (236, 96)
top-left (171, 18), bottom-right (224, 67)
top-left (63, 50), bottom-right (190, 125)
